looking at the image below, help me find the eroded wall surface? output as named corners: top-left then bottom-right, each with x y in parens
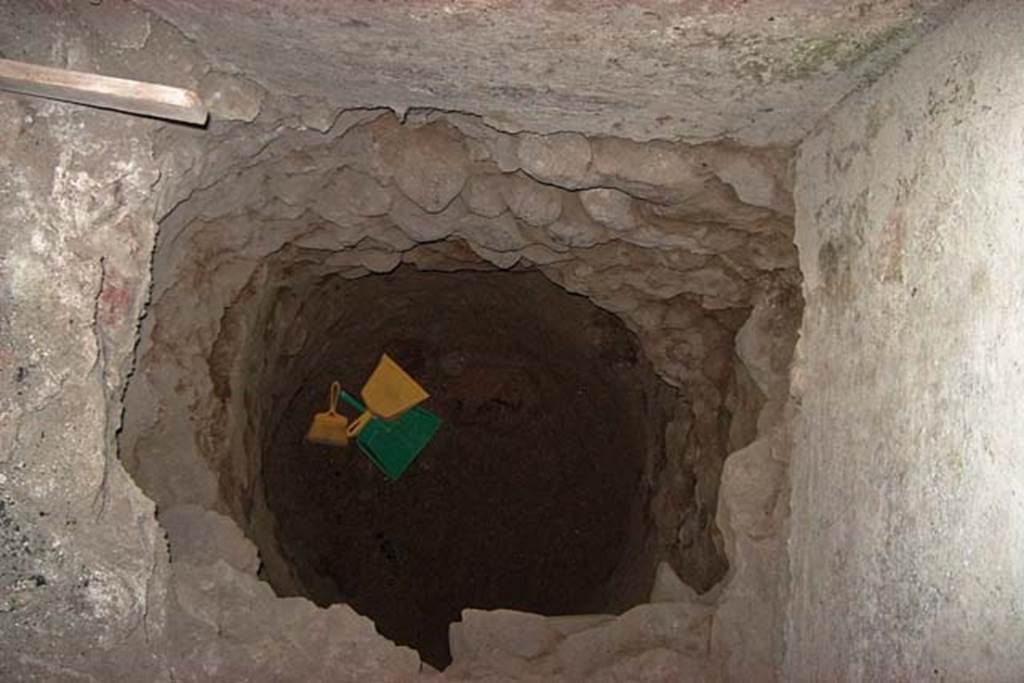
top-left (0, 6), bottom-right (421, 680)
top-left (0, 2), bottom-right (808, 679)
top-left (1, 5), bottom-right (799, 679)
top-left (122, 109), bottom-right (798, 604)
top-left (787, 2), bottom-right (1024, 679)
top-left (135, 0), bottom-right (963, 146)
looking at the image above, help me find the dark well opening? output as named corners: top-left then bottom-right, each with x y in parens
top-left (259, 266), bottom-right (673, 668)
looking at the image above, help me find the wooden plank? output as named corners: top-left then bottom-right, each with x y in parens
top-left (0, 58), bottom-right (207, 125)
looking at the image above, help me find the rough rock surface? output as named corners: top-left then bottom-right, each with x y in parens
top-left (168, 561), bottom-right (420, 682)
top-left (0, 1), bottom-right (814, 680)
top-left (108, 99), bottom-right (802, 676)
top-left (121, 106), bottom-right (800, 607)
top-left (134, 0), bottom-right (963, 145)
top-left (650, 561), bottom-right (699, 604)
top-left (787, 3), bottom-right (1024, 679)
top-left (198, 70), bottom-right (266, 122)
top-left (160, 505), bottom-right (260, 574)
top-left (6, 0), bottom-right (1020, 680)
top-left (0, 6), bottom-right (424, 681)
top-left (0, 61), bottom-right (169, 683)
top-left (444, 603), bottom-right (713, 681)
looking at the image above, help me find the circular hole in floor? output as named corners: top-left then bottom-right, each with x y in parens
top-left (259, 266), bottom-right (673, 668)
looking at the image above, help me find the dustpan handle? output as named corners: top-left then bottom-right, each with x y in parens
top-left (328, 381), bottom-right (341, 415)
top-left (340, 391), bottom-right (366, 412)
top-left (347, 411), bottom-right (373, 437)
top-left (340, 391), bottom-right (373, 437)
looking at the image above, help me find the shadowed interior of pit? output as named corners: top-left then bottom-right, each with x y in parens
top-left (261, 267), bottom-right (668, 667)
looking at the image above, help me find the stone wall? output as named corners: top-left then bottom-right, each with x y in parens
top-left (785, 2), bottom-right (1024, 679)
top-left (0, 7), bottom-right (421, 680)
top-left (121, 109), bottom-right (800, 610)
top-left (135, 0), bottom-right (964, 146)
top-left (0, 2), bottom-right (803, 680)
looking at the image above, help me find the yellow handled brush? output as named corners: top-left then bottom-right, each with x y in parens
top-left (305, 381), bottom-right (349, 447)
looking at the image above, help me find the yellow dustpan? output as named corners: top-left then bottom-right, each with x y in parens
top-left (347, 354), bottom-right (429, 437)
top-left (305, 381), bottom-right (349, 447)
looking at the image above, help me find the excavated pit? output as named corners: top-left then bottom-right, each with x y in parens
top-left (261, 267), bottom-right (671, 666)
top-left (117, 110), bottom-right (802, 675)
top-left (14, 3), bottom-right (1021, 680)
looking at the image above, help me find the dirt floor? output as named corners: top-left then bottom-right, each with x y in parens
top-left (261, 268), bottom-right (663, 668)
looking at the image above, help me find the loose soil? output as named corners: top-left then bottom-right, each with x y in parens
top-left (262, 268), bottom-right (662, 668)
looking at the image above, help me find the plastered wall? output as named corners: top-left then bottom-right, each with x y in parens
top-left (786, 3), bottom-right (1024, 679)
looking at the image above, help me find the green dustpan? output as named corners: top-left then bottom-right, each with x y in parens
top-left (341, 391), bottom-right (441, 481)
